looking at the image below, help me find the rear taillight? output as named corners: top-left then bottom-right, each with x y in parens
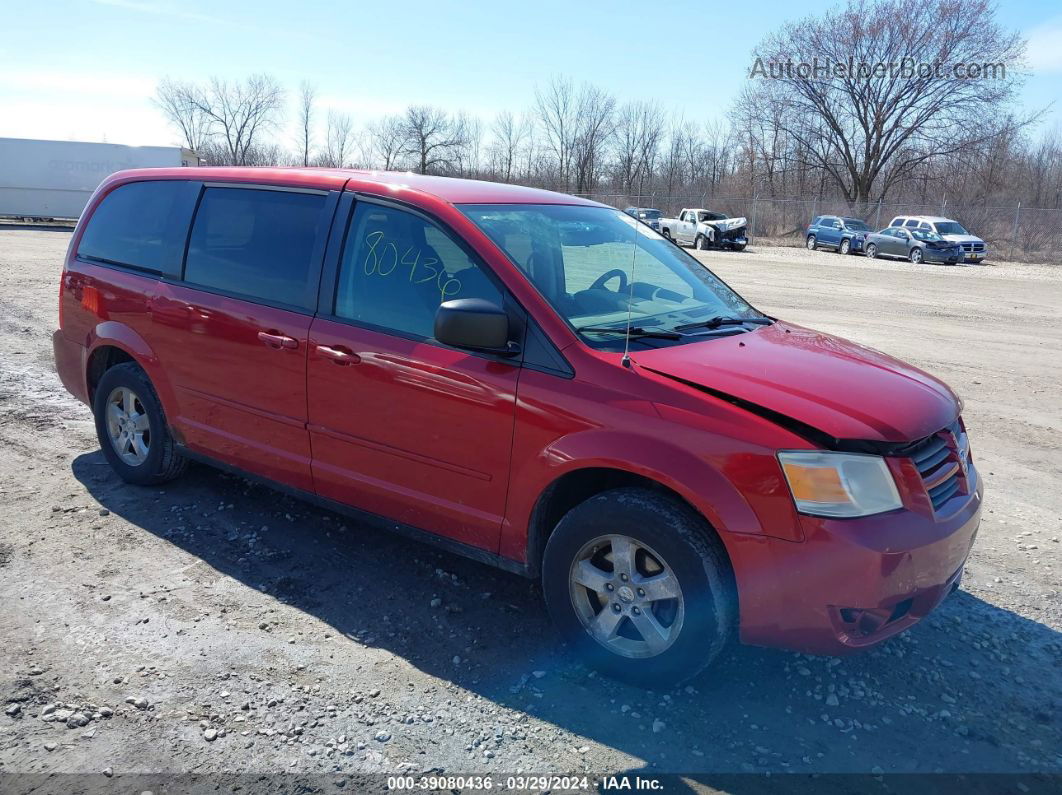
top-left (58, 271), bottom-right (64, 329)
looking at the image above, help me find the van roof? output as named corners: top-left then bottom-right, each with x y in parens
top-left (103, 167), bottom-right (602, 207)
top-left (893, 215), bottom-right (954, 223)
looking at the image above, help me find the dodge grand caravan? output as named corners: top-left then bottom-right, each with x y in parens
top-left (54, 168), bottom-right (982, 683)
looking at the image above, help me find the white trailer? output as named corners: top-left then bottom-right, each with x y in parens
top-left (0, 138), bottom-right (199, 220)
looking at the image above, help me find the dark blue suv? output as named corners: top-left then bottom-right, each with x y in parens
top-left (806, 215), bottom-right (871, 255)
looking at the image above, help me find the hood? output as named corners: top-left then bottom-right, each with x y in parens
top-left (707, 217), bottom-right (746, 230)
top-left (634, 322), bottom-right (959, 445)
top-left (939, 234), bottom-right (983, 245)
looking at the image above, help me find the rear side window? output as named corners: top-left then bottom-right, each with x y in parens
top-left (78, 180), bottom-right (191, 276)
top-left (904, 219), bottom-right (920, 227)
top-left (888, 217), bottom-right (903, 227)
top-left (184, 187), bottom-right (326, 311)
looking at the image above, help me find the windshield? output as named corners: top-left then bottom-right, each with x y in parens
top-left (934, 221), bottom-right (969, 235)
top-left (700, 211), bottom-right (727, 221)
top-left (460, 204), bottom-right (763, 346)
top-left (843, 219), bottom-right (870, 231)
top-left (911, 229), bottom-right (944, 242)
top-left (638, 209), bottom-right (662, 219)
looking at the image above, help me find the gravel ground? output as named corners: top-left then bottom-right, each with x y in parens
top-left (0, 229), bottom-right (1060, 784)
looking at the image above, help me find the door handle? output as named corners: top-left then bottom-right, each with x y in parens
top-left (316, 345), bottom-right (360, 365)
top-left (257, 331), bottom-right (299, 350)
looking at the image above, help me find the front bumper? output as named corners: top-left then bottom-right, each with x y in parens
top-left (925, 249), bottom-right (963, 264)
top-left (733, 473), bottom-right (982, 655)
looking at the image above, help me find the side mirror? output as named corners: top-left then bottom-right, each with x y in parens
top-left (434, 299), bottom-right (518, 356)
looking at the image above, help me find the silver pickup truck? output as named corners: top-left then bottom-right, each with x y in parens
top-left (659, 208), bottom-right (748, 251)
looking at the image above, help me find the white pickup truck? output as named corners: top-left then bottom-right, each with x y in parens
top-left (659, 208), bottom-right (748, 251)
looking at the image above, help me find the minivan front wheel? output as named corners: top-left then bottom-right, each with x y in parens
top-left (542, 488), bottom-right (734, 685)
top-left (93, 363), bottom-right (187, 485)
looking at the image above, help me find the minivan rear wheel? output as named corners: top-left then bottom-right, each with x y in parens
top-left (542, 488), bottom-right (735, 685)
top-left (93, 363), bottom-right (187, 485)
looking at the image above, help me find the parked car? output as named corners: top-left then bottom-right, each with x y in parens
top-left (865, 226), bottom-right (964, 264)
top-left (805, 215), bottom-right (871, 255)
top-left (659, 208), bottom-right (748, 250)
top-left (888, 215), bottom-right (987, 263)
top-left (54, 168), bottom-right (981, 684)
top-left (623, 206), bottom-right (663, 231)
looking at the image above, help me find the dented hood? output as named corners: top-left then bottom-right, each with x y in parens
top-left (634, 322), bottom-right (959, 444)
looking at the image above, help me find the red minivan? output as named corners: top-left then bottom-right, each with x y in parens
top-left (54, 168), bottom-right (982, 683)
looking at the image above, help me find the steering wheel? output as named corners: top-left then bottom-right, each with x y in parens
top-left (590, 268), bottom-right (629, 292)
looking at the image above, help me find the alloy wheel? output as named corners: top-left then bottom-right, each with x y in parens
top-left (105, 386), bottom-right (151, 466)
top-left (569, 535), bottom-right (685, 659)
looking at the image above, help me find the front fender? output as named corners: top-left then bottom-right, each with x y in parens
top-left (501, 427), bottom-right (776, 564)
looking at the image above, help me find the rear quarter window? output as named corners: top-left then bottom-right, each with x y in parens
top-left (77, 180), bottom-right (193, 276)
top-left (183, 187), bottom-right (328, 311)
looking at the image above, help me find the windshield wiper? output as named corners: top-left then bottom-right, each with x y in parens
top-left (576, 325), bottom-right (682, 340)
top-left (671, 316), bottom-right (772, 333)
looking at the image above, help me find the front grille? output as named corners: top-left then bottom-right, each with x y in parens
top-left (960, 242), bottom-right (985, 252)
top-left (906, 420), bottom-right (971, 512)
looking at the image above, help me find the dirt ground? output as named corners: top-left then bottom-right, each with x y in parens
top-left (0, 228), bottom-right (1059, 786)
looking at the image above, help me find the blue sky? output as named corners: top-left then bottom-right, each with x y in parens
top-left (1, 0), bottom-right (1060, 147)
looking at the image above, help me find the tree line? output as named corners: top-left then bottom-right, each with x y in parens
top-left (154, 0), bottom-right (1061, 216)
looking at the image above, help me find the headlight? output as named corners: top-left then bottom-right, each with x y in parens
top-left (778, 451), bottom-right (902, 518)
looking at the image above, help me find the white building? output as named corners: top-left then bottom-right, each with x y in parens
top-left (0, 137), bottom-right (200, 220)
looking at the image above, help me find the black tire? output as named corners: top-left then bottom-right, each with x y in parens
top-left (839, 238), bottom-right (851, 255)
top-left (909, 247), bottom-right (923, 264)
top-left (731, 242), bottom-right (747, 252)
top-left (93, 362), bottom-right (187, 486)
top-left (866, 243), bottom-right (877, 258)
top-left (662, 228), bottom-right (673, 242)
top-left (695, 234), bottom-right (709, 250)
top-left (542, 488), bottom-right (735, 686)
top-left (806, 235), bottom-right (817, 250)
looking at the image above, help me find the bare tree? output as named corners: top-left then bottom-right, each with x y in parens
top-left (534, 76), bottom-right (579, 189)
top-left (452, 113), bottom-right (483, 177)
top-left (740, 0), bottom-right (1031, 206)
top-left (489, 111), bottom-right (530, 182)
top-left (400, 106), bottom-right (466, 174)
top-left (573, 85), bottom-right (616, 193)
top-left (168, 75), bottom-right (286, 166)
top-left (297, 81), bottom-right (316, 167)
top-left (367, 115), bottom-right (407, 170)
top-left (321, 110), bottom-right (355, 167)
top-left (614, 101), bottom-right (665, 196)
top-left (154, 78), bottom-right (212, 153)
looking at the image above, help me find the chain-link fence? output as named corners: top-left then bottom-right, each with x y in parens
top-left (575, 192), bottom-right (1062, 264)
